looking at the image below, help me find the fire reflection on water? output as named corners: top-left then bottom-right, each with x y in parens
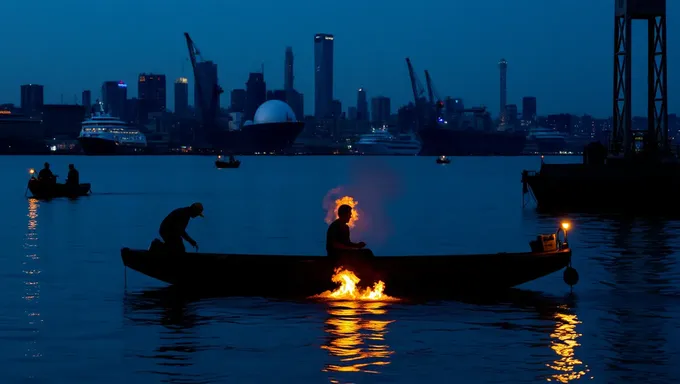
top-left (23, 198), bottom-right (42, 359)
top-left (322, 300), bottom-right (394, 378)
top-left (547, 306), bottom-right (589, 382)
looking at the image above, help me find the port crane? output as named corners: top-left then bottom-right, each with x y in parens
top-left (405, 58), bottom-right (430, 131)
top-left (424, 70), bottom-right (445, 119)
top-left (184, 32), bottom-right (224, 138)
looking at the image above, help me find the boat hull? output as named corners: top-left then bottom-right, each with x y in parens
top-left (524, 162), bottom-right (680, 214)
top-left (418, 127), bottom-right (527, 156)
top-left (28, 179), bottom-right (91, 199)
top-left (209, 122), bottom-right (304, 154)
top-left (121, 245), bottom-right (572, 299)
top-left (78, 137), bottom-right (147, 155)
top-left (215, 160), bottom-right (241, 168)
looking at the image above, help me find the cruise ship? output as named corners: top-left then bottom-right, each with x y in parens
top-left (353, 128), bottom-right (422, 155)
top-left (77, 103), bottom-right (147, 155)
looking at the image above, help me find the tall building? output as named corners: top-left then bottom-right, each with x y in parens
top-left (499, 58), bottom-right (508, 120)
top-left (522, 96), bottom-right (537, 122)
top-left (371, 96), bottom-right (391, 125)
top-left (356, 88), bottom-right (368, 121)
top-left (244, 72), bottom-right (266, 121)
top-left (20, 84), bottom-right (44, 116)
top-left (348, 106), bottom-right (357, 120)
top-left (504, 104), bottom-right (518, 124)
top-left (286, 90), bottom-right (304, 121)
top-left (284, 47), bottom-right (294, 92)
top-left (314, 33), bottom-right (334, 119)
top-left (194, 61), bottom-right (219, 122)
top-left (230, 89), bottom-right (246, 113)
top-left (138, 73), bottom-right (167, 120)
top-left (101, 81), bottom-right (127, 118)
top-left (174, 77), bottom-right (189, 117)
top-left (81, 90), bottom-right (91, 111)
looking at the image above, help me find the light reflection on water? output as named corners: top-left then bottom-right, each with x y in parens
top-left (23, 198), bottom-right (42, 360)
top-left (322, 301), bottom-right (394, 377)
top-left (547, 308), bottom-right (589, 383)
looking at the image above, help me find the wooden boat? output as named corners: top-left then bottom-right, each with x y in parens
top-left (121, 230), bottom-right (575, 299)
top-left (436, 156), bottom-right (451, 164)
top-left (27, 177), bottom-right (91, 199)
top-left (215, 160), bottom-right (241, 169)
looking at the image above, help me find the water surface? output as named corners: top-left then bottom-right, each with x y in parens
top-left (1, 155), bottom-right (679, 383)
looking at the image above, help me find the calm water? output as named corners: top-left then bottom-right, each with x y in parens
top-left (1, 155), bottom-right (680, 383)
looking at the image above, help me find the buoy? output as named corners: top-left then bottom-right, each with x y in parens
top-left (563, 266), bottom-right (579, 287)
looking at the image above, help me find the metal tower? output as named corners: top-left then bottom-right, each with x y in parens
top-left (499, 59), bottom-right (508, 122)
top-left (611, 0), bottom-right (668, 156)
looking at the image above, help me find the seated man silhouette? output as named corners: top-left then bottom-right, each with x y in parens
top-left (326, 204), bottom-right (374, 259)
top-left (38, 162), bottom-right (56, 184)
top-left (66, 164), bottom-right (80, 186)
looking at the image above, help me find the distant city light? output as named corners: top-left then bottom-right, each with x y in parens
top-left (117, 81), bottom-right (127, 88)
top-left (176, 77), bottom-right (188, 84)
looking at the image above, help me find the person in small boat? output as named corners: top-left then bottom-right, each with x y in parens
top-left (229, 154), bottom-right (236, 163)
top-left (66, 164), bottom-right (79, 186)
top-left (37, 162), bottom-right (56, 184)
top-left (326, 204), bottom-right (373, 258)
top-left (159, 202), bottom-right (204, 253)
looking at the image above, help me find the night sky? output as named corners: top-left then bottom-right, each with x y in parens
top-left (1, 0), bottom-right (678, 117)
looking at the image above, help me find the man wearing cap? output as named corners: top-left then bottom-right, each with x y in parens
top-left (159, 202), bottom-right (204, 254)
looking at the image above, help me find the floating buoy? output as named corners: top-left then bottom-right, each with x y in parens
top-left (563, 266), bottom-right (579, 287)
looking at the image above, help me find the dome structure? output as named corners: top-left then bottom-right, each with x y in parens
top-left (253, 100), bottom-right (297, 125)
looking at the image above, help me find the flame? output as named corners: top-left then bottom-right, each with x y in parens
top-left (325, 195), bottom-right (359, 228)
top-left (312, 268), bottom-right (396, 302)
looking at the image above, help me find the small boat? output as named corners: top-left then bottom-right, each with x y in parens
top-left (121, 225), bottom-right (576, 299)
top-left (436, 156), bottom-right (451, 164)
top-left (27, 178), bottom-right (91, 199)
top-left (215, 155), bottom-right (241, 169)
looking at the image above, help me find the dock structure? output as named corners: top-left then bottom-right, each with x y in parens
top-left (612, 0), bottom-right (668, 157)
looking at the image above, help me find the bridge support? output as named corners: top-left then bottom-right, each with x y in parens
top-left (611, 0), bottom-right (667, 156)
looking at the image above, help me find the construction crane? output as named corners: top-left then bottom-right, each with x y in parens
top-left (184, 32), bottom-right (224, 133)
top-left (424, 70), bottom-right (444, 118)
top-left (405, 58), bottom-right (429, 130)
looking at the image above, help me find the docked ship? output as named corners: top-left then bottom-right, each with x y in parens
top-left (210, 100), bottom-right (304, 155)
top-left (524, 127), bottom-right (568, 154)
top-left (417, 108), bottom-right (527, 156)
top-left (77, 104), bottom-right (147, 155)
top-left (353, 128), bottom-right (421, 155)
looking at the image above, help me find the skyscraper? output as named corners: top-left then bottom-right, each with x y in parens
top-left (314, 33), bottom-right (334, 119)
top-left (82, 90), bottom-right (91, 111)
top-left (174, 77), bottom-right (189, 117)
top-left (244, 72), bottom-right (266, 121)
top-left (138, 73), bottom-right (167, 117)
top-left (194, 61), bottom-right (219, 122)
top-left (20, 84), bottom-right (44, 116)
top-left (522, 96), bottom-right (537, 122)
top-left (101, 81), bottom-right (127, 118)
top-left (371, 96), bottom-right (391, 125)
top-left (356, 88), bottom-right (368, 121)
top-left (284, 47), bottom-right (294, 92)
top-left (499, 58), bottom-right (508, 120)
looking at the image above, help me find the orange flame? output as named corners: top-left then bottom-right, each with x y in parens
top-left (312, 268), bottom-right (397, 302)
top-left (325, 196), bottom-right (359, 228)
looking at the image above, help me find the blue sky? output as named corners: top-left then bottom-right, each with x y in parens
top-left (1, 0), bottom-right (678, 117)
